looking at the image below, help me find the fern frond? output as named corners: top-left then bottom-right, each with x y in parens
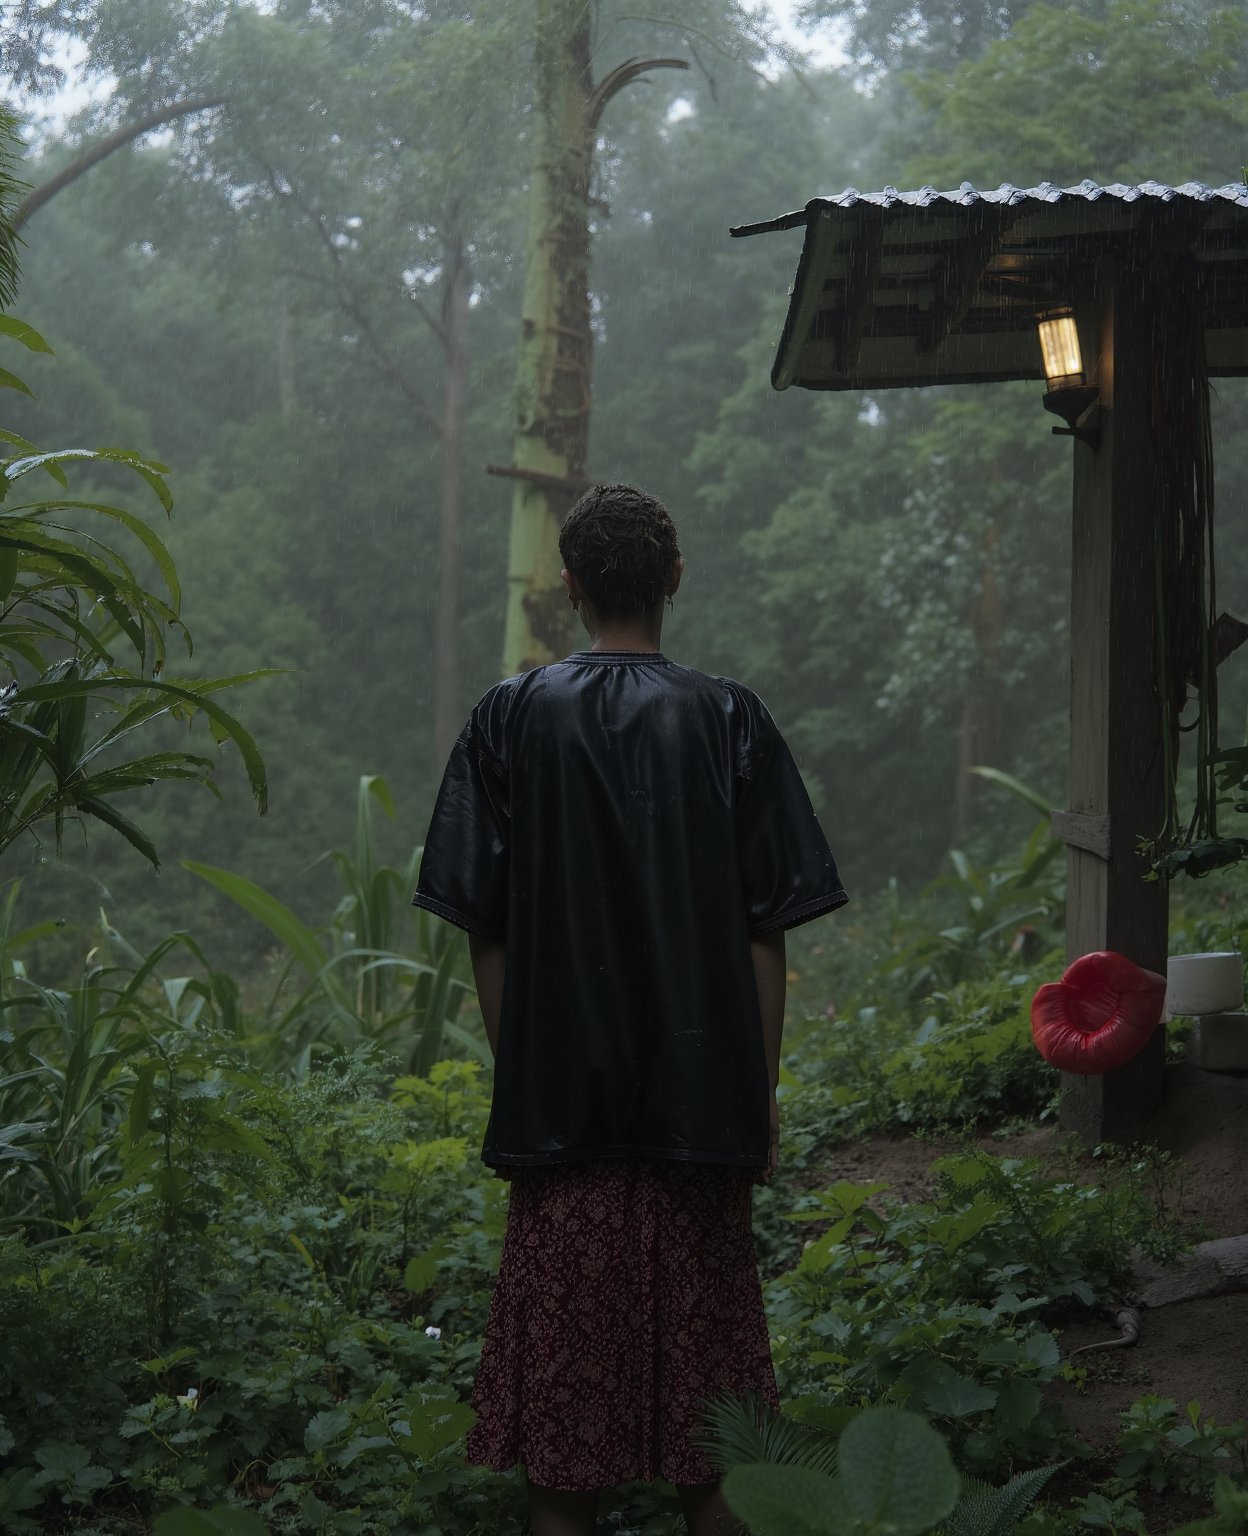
top-left (942, 1461), bottom-right (1065, 1536)
top-left (693, 1389), bottom-right (840, 1478)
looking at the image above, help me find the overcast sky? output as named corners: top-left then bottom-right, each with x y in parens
top-left (24, 2), bottom-right (847, 134)
top-left (762, 0), bottom-right (847, 66)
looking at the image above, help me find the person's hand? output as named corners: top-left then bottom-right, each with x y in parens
top-left (754, 1090), bottom-right (779, 1186)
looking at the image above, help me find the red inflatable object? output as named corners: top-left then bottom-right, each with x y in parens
top-left (1030, 950), bottom-right (1167, 1074)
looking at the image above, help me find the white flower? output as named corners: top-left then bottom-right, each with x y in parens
top-left (176, 1387), bottom-right (200, 1411)
top-left (424, 1325), bottom-right (442, 1341)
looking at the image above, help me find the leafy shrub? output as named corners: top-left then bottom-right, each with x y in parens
top-left (782, 967), bottom-right (1058, 1152)
top-left (764, 1151), bottom-right (1176, 1478)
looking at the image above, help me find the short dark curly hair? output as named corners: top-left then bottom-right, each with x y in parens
top-left (559, 483), bottom-right (681, 618)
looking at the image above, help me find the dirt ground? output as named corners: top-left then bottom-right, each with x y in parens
top-left (802, 1063), bottom-right (1248, 1528)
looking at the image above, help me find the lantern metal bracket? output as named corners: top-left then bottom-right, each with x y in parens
top-left (1044, 385), bottom-right (1102, 447)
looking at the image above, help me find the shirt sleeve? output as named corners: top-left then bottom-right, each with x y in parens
top-left (734, 718), bottom-right (848, 938)
top-left (412, 707), bottom-right (510, 939)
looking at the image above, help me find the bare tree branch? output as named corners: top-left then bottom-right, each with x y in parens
top-left (587, 56), bottom-right (690, 132)
top-left (253, 156), bottom-right (442, 432)
top-left (14, 95), bottom-right (229, 228)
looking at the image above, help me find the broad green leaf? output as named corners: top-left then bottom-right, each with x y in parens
top-left (838, 1408), bottom-right (960, 1536)
top-left (0, 1465), bottom-right (47, 1515)
top-left (0, 367), bottom-right (33, 397)
top-left (0, 316), bottom-right (52, 352)
top-left (153, 1505), bottom-right (270, 1536)
top-left (1019, 1331), bottom-right (1060, 1369)
top-left (721, 1462), bottom-right (838, 1536)
top-left (994, 1378), bottom-right (1042, 1431)
top-left (138, 1346), bottom-right (196, 1376)
top-left (393, 1399), bottom-right (475, 1463)
top-left (788, 1181), bottom-right (889, 1221)
top-left (337, 1434), bottom-right (393, 1467)
top-left (33, 1440), bottom-right (95, 1479)
top-left (304, 1407), bottom-right (351, 1453)
top-left (404, 1239), bottom-right (452, 1292)
top-left (196, 1110), bottom-right (275, 1163)
top-left (899, 1358), bottom-right (998, 1418)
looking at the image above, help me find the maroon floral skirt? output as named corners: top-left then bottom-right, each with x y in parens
top-left (465, 1157), bottom-right (779, 1492)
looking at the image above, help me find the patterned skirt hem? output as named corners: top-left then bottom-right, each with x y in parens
top-left (465, 1157), bottom-right (779, 1492)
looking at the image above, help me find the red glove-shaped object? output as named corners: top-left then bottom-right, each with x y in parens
top-left (1030, 950), bottom-right (1167, 1074)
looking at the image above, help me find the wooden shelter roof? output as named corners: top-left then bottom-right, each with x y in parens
top-left (730, 179), bottom-right (1248, 392)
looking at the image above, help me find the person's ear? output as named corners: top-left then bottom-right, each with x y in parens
top-left (668, 558), bottom-right (685, 599)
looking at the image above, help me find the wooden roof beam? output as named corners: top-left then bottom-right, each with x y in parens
top-left (836, 212), bottom-right (885, 375)
top-left (920, 209), bottom-right (1015, 354)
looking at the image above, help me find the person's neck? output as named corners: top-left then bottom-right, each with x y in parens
top-left (587, 623), bottom-right (663, 653)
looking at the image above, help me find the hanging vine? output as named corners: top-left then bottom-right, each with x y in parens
top-left (1140, 253), bottom-right (1248, 879)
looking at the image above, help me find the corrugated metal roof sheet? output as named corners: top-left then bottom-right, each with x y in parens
top-left (731, 180), bottom-right (1248, 239)
top-left (732, 180), bottom-right (1248, 391)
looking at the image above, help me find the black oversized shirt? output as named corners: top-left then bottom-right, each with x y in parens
top-left (412, 651), bottom-right (847, 1170)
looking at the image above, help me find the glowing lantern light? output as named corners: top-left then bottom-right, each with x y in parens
top-left (1037, 310), bottom-right (1085, 390)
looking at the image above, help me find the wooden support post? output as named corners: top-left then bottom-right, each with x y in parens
top-left (1060, 258), bottom-right (1169, 1144)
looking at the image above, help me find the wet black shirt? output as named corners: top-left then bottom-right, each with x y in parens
top-left (412, 651), bottom-right (847, 1170)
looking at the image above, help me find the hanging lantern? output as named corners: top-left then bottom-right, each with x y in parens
top-left (1037, 310), bottom-right (1084, 390)
top-left (1037, 309), bottom-right (1099, 440)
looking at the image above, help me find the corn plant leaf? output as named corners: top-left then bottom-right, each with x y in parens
top-left (182, 860), bottom-right (330, 985)
top-left (968, 765), bottom-right (1053, 819)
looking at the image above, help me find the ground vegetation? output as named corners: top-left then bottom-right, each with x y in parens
top-left (2, 1), bottom-right (1248, 1532)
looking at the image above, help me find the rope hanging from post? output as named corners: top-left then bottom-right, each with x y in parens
top-left (1140, 256), bottom-right (1248, 879)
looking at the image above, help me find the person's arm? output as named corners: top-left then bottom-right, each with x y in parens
top-left (751, 928), bottom-right (786, 1182)
top-left (468, 933), bottom-right (506, 1060)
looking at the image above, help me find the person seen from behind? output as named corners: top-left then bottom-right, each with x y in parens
top-left (413, 482), bottom-right (847, 1536)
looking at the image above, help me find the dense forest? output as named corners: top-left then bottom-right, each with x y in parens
top-left (2, 0), bottom-right (1245, 970)
top-left (6, 6), bottom-right (1248, 1536)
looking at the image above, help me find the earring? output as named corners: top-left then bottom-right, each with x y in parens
top-left (665, 595), bottom-right (673, 611)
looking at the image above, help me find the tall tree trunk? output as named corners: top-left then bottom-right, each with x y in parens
top-left (497, 13), bottom-right (685, 676)
top-left (952, 507), bottom-right (1005, 846)
top-left (276, 305), bottom-right (297, 419)
top-left (434, 237), bottom-right (470, 766)
top-left (500, 0), bottom-right (594, 676)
